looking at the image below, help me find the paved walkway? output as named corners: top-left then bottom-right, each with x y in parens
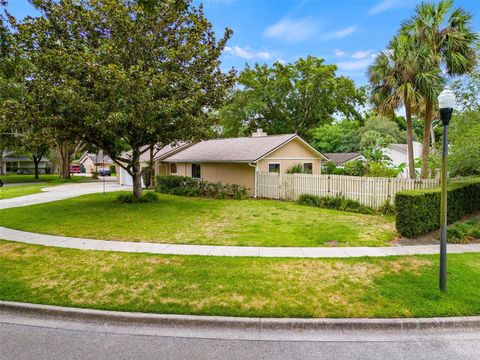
top-left (0, 181), bottom-right (126, 209)
top-left (0, 182), bottom-right (479, 258)
top-left (1, 226), bottom-right (480, 257)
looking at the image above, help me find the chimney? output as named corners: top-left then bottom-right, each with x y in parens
top-left (251, 128), bottom-right (267, 137)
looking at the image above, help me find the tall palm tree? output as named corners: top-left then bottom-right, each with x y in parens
top-left (402, 0), bottom-right (478, 179)
top-left (368, 34), bottom-right (438, 179)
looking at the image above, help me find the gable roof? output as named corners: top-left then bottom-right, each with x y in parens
top-left (163, 134), bottom-right (325, 163)
top-left (324, 152), bottom-right (363, 165)
top-left (388, 142), bottom-right (422, 154)
top-left (79, 150), bottom-right (113, 164)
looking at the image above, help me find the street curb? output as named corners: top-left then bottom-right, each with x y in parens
top-left (1, 301), bottom-right (480, 332)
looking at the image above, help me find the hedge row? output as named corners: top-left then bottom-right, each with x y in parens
top-left (155, 175), bottom-right (248, 199)
top-left (297, 194), bottom-right (375, 214)
top-left (395, 179), bottom-right (480, 238)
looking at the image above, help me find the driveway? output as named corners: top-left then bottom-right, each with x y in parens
top-left (0, 181), bottom-right (129, 209)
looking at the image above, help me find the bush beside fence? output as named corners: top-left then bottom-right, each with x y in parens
top-left (395, 179), bottom-right (480, 238)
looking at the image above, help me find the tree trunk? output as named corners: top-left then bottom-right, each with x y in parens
top-left (148, 145), bottom-right (155, 188)
top-left (59, 141), bottom-right (71, 179)
top-left (131, 150), bottom-right (142, 198)
top-left (420, 100), bottom-right (433, 179)
top-left (405, 101), bottom-right (416, 179)
top-left (0, 148), bottom-right (4, 175)
top-left (33, 156), bottom-right (40, 180)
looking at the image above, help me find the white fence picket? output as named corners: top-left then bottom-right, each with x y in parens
top-left (256, 172), bottom-right (440, 209)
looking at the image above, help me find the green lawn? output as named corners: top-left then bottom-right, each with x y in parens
top-left (0, 174), bottom-right (63, 184)
top-left (0, 192), bottom-right (395, 247)
top-left (0, 183), bottom-right (46, 200)
top-left (0, 240), bottom-right (478, 318)
top-left (0, 176), bottom-right (97, 200)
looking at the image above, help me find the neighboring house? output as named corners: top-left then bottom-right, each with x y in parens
top-left (383, 141), bottom-right (423, 178)
top-left (117, 143), bottom-right (191, 186)
top-left (1, 153), bottom-right (51, 174)
top-left (79, 150), bottom-right (114, 173)
top-left (323, 152), bottom-right (364, 167)
top-left (160, 129), bottom-right (327, 195)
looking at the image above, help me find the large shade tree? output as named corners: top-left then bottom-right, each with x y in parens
top-left (14, 0), bottom-right (235, 196)
top-left (401, 0), bottom-right (478, 178)
top-left (219, 56), bottom-right (366, 138)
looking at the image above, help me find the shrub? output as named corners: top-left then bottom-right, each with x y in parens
top-left (286, 164), bottom-right (304, 174)
top-left (343, 160), bottom-right (366, 176)
top-left (297, 194), bottom-right (374, 214)
top-left (109, 165), bottom-right (116, 174)
top-left (379, 199), bottom-right (395, 215)
top-left (447, 218), bottom-right (480, 244)
top-left (366, 162), bottom-right (399, 178)
top-left (155, 175), bottom-right (248, 200)
top-left (322, 161), bottom-right (337, 174)
top-left (117, 192), bottom-right (159, 204)
top-left (395, 179), bottom-right (480, 238)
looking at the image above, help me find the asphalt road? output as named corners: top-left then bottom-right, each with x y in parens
top-left (1, 315), bottom-right (480, 360)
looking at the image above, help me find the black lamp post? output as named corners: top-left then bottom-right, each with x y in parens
top-left (438, 86), bottom-right (455, 292)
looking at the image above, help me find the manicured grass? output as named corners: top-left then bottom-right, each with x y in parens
top-left (0, 240), bottom-right (479, 318)
top-left (0, 176), bottom-right (97, 200)
top-left (0, 174), bottom-right (63, 183)
top-left (0, 192), bottom-right (395, 247)
top-left (0, 183), bottom-right (45, 200)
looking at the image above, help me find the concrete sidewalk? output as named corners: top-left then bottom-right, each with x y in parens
top-left (0, 181), bottom-right (127, 209)
top-left (1, 226), bottom-right (480, 257)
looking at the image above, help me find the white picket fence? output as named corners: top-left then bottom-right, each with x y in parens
top-left (256, 172), bottom-right (440, 209)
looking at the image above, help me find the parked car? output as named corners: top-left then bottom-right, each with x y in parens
top-left (98, 169), bottom-right (111, 176)
top-left (70, 165), bottom-right (81, 174)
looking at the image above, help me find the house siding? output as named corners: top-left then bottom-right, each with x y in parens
top-left (162, 161), bottom-right (255, 194)
top-left (258, 139), bottom-right (322, 174)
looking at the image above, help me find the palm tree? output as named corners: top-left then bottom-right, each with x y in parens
top-left (402, 0), bottom-right (478, 179)
top-left (368, 34), bottom-right (437, 179)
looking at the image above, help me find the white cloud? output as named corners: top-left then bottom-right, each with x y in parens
top-left (321, 26), bottom-right (358, 40)
top-left (333, 49), bottom-right (347, 57)
top-left (351, 50), bottom-right (373, 59)
top-left (264, 17), bottom-right (318, 42)
top-left (224, 46), bottom-right (272, 60)
top-left (337, 53), bottom-right (377, 71)
top-left (369, 0), bottom-right (399, 15)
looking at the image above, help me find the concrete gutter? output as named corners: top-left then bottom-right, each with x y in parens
top-left (1, 301), bottom-right (479, 342)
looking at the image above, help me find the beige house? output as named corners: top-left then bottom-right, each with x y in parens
top-left (160, 130), bottom-right (327, 196)
top-left (117, 143), bottom-right (191, 186)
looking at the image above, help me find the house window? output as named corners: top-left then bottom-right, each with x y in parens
top-left (6, 162), bottom-right (18, 173)
top-left (303, 163), bottom-right (313, 174)
top-left (268, 163), bottom-right (280, 173)
top-left (170, 163), bottom-right (177, 174)
top-left (191, 163), bottom-right (201, 179)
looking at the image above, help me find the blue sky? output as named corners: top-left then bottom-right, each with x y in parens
top-left (6, 0), bottom-right (480, 86)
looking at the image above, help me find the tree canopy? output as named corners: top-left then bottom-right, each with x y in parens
top-left (219, 56), bottom-right (366, 138)
top-left (11, 0), bottom-right (235, 196)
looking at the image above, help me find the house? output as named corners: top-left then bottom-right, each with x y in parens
top-left (117, 143), bottom-right (191, 186)
top-left (160, 130), bottom-right (327, 195)
top-left (1, 152), bottom-right (51, 174)
top-left (79, 150), bottom-right (115, 174)
top-left (323, 152), bottom-right (364, 167)
top-left (383, 141), bottom-right (423, 178)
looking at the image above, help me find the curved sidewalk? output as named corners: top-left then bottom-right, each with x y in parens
top-left (1, 226), bottom-right (480, 257)
top-left (1, 182), bottom-right (479, 258)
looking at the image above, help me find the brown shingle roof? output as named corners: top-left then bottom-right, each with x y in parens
top-left (163, 134), bottom-right (301, 163)
top-left (324, 152), bottom-right (362, 165)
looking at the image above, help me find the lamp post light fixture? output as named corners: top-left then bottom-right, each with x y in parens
top-left (437, 86), bottom-right (455, 292)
